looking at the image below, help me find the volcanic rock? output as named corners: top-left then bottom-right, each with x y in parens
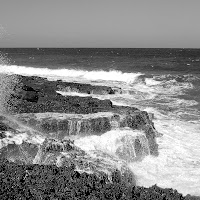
top-left (3, 74), bottom-right (160, 157)
top-left (0, 137), bottom-right (136, 186)
top-left (15, 111), bottom-right (159, 156)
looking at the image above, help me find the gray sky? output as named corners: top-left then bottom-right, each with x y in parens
top-left (0, 0), bottom-right (199, 48)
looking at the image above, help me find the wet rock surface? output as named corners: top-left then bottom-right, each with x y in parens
top-left (16, 74), bottom-right (121, 96)
top-left (0, 137), bottom-right (136, 186)
top-left (14, 111), bottom-right (159, 156)
top-left (3, 74), bottom-right (159, 156)
top-left (1, 74), bottom-right (198, 198)
top-left (1, 138), bottom-right (199, 199)
top-left (0, 142), bottom-right (39, 164)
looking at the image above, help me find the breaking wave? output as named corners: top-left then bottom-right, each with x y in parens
top-left (0, 64), bottom-right (143, 84)
top-left (129, 116), bottom-right (200, 196)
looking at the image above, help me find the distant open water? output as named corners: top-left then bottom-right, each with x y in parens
top-left (0, 48), bottom-right (200, 195)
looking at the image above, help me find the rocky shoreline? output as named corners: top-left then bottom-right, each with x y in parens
top-left (0, 74), bottom-right (199, 199)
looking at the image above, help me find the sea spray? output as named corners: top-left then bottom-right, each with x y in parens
top-left (0, 114), bottom-right (45, 150)
top-left (0, 73), bottom-right (21, 113)
top-left (127, 109), bottom-right (200, 196)
top-left (0, 52), bottom-right (20, 113)
top-left (74, 128), bottom-right (150, 162)
top-left (0, 64), bottom-right (143, 84)
top-left (0, 52), bottom-right (44, 149)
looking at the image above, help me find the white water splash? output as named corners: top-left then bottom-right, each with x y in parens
top-left (0, 131), bottom-right (45, 149)
top-left (74, 128), bottom-right (149, 160)
top-left (129, 117), bottom-right (200, 196)
top-left (0, 64), bottom-right (143, 84)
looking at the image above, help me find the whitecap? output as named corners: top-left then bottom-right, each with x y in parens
top-left (0, 64), bottom-right (143, 84)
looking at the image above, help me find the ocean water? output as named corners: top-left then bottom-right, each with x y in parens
top-left (0, 48), bottom-right (200, 196)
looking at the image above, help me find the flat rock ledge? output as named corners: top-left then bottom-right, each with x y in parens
top-left (0, 74), bottom-right (199, 199)
top-left (4, 74), bottom-right (160, 155)
top-left (14, 111), bottom-right (159, 157)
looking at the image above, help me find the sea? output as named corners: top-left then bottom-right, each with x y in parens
top-left (0, 48), bottom-right (200, 196)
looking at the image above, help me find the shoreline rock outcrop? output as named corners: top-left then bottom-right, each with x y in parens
top-left (3, 74), bottom-right (160, 156)
top-left (0, 158), bottom-right (199, 199)
top-left (0, 137), bottom-right (136, 187)
top-left (14, 111), bottom-right (158, 157)
top-left (0, 74), bottom-right (199, 198)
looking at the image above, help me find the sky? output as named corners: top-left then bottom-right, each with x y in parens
top-left (0, 0), bottom-right (200, 48)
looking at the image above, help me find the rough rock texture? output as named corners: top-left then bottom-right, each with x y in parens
top-left (16, 113), bottom-right (113, 138)
top-left (1, 74), bottom-right (160, 156)
top-left (14, 111), bottom-right (158, 158)
top-left (0, 159), bottom-right (200, 200)
top-left (0, 114), bottom-right (151, 163)
top-left (1, 74), bottom-right (160, 157)
top-left (12, 74), bottom-right (121, 97)
top-left (7, 75), bottom-right (136, 114)
top-left (56, 80), bottom-right (123, 94)
top-left (2, 159), bottom-right (198, 200)
top-left (0, 75), bottom-right (199, 198)
top-left (0, 137), bottom-right (136, 187)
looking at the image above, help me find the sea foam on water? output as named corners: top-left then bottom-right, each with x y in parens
top-left (129, 118), bottom-right (200, 196)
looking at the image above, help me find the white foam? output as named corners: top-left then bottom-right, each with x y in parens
top-left (0, 131), bottom-right (45, 149)
top-left (74, 128), bottom-right (145, 156)
top-left (129, 119), bottom-right (200, 196)
top-left (145, 78), bottom-right (161, 86)
top-left (56, 91), bottom-right (91, 97)
top-left (133, 79), bottom-right (193, 96)
top-left (0, 64), bottom-right (143, 84)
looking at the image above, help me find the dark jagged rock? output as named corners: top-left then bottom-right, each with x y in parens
top-left (0, 122), bottom-right (8, 131)
top-left (14, 111), bottom-right (159, 156)
top-left (0, 112), bottom-right (152, 162)
top-left (56, 80), bottom-right (118, 94)
top-left (15, 112), bottom-right (113, 137)
top-left (44, 138), bottom-right (75, 152)
top-left (1, 73), bottom-right (159, 157)
top-left (0, 137), bottom-right (136, 187)
top-left (7, 74), bottom-right (135, 115)
top-left (0, 132), bottom-right (6, 139)
top-left (17, 75), bottom-right (121, 96)
top-left (120, 111), bottom-right (159, 156)
top-left (0, 74), bottom-right (199, 198)
top-left (0, 159), bottom-right (199, 200)
top-left (21, 85), bottom-right (39, 103)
